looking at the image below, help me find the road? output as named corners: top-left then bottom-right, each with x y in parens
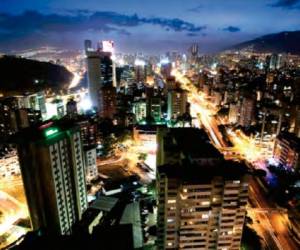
top-left (248, 177), bottom-right (298, 250)
top-left (171, 69), bottom-right (299, 250)
top-left (0, 190), bottom-right (29, 249)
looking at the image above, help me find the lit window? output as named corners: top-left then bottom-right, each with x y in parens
top-left (202, 214), bottom-right (209, 219)
top-left (201, 201), bottom-right (210, 206)
top-left (233, 180), bottom-right (240, 184)
top-left (168, 199), bottom-right (176, 204)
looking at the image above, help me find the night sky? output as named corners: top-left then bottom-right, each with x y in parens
top-left (0, 0), bottom-right (300, 53)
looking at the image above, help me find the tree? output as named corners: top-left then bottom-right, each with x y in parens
top-left (241, 225), bottom-right (262, 250)
top-left (101, 134), bottom-right (117, 157)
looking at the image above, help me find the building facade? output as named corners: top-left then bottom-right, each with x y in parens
top-left (16, 121), bottom-right (88, 235)
top-left (167, 89), bottom-right (187, 123)
top-left (273, 132), bottom-right (300, 170)
top-left (156, 128), bottom-right (249, 250)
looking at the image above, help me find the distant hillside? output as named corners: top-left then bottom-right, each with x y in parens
top-left (0, 56), bottom-right (72, 93)
top-left (230, 31), bottom-right (300, 55)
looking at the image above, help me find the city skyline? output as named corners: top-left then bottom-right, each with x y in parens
top-left (1, 1), bottom-right (300, 249)
top-left (0, 0), bottom-right (300, 53)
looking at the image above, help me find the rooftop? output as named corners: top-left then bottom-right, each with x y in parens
top-left (158, 161), bottom-right (249, 183)
top-left (12, 119), bottom-right (80, 145)
top-left (164, 128), bottom-right (223, 160)
top-left (91, 196), bottom-right (119, 212)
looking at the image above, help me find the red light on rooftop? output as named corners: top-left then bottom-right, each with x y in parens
top-left (39, 121), bottom-right (54, 130)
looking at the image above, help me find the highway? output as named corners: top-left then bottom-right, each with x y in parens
top-left (171, 69), bottom-right (299, 250)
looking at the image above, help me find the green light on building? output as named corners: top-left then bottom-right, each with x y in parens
top-left (44, 127), bottom-right (59, 137)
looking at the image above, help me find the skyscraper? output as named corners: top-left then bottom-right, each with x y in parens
top-left (167, 89), bottom-right (187, 122)
top-left (85, 40), bottom-right (115, 113)
top-left (99, 85), bottom-right (117, 119)
top-left (86, 50), bottom-right (102, 110)
top-left (134, 59), bottom-right (147, 83)
top-left (15, 120), bottom-right (88, 235)
top-left (84, 39), bottom-right (92, 52)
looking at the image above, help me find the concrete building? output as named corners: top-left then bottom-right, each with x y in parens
top-left (167, 89), bottom-right (187, 123)
top-left (66, 99), bottom-right (78, 118)
top-left (239, 97), bottom-right (255, 127)
top-left (76, 118), bottom-right (98, 147)
top-left (228, 103), bottom-right (239, 124)
top-left (273, 132), bottom-right (300, 170)
top-left (148, 97), bottom-right (162, 123)
top-left (83, 146), bottom-right (98, 181)
top-left (15, 120), bottom-right (88, 235)
top-left (86, 50), bottom-right (102, 110)
top-left (156, 128), bottom-right (249, 250)
top-left (99, 85), bottom-right (116, 119)
top-left (0, 100), bottom-right (18, 140)
top-left (133, 100), bottom-right (147, 123)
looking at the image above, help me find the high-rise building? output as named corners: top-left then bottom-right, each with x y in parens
top-left (273, 132), bottom-right (300, 170)
top-left (148, 97), bottom-right (162, 123)
top-left (76, 118), bottom-right (98, 147)
top-left (156, 128), bottom-right (249, 250)
top-left (133, 100), bottom-right (147, 123)
top-left (134, 59), bottom-right (147, 83)
top-left (294, 105), bottom-right (300, 138)
top-left (66, 99), bottom-right (78, 118)
top-left (85, 40), bottom-right (115, 112)
top-left (99, 51), bottom-right (113, 87)
top-left (83, 146), bottom-right (98, 182)
top-left (157, 163), bottom-right (249, 250)
top-left (15, 108), bottom-right (42, 129)
top-left (239, 97), bottom-right (255, 127)
top-left (164, 76), bottom-right (177, 94)
top-left (189, 43), bottom-right (199, 64)
top-left (84, 40), bottom-right (92, 52)
top-left (266, 54), bottom-right (282, 70)
top-left (0, 98), bottom-right (43, 140)
top-left (86, 50), bottom-right (102, 110)
top-left (160, 61), bottom-right (172, 79)
top-left (228, 103), bottom-right (239, 124)
top-left (99, 85), bottom-right (116, 119)
top-left (167, 89), bottom-right (187, 122)
top-left (15, 120), bottom-right (88, 235)
top-left (0, 100), bottom-right (17, 140)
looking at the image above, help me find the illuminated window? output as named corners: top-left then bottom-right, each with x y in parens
top-left (202, 214), bottom-right (209, 219)
top-left (168, 199), bottom-right (176, 204)
top-left (201, 201), bottom-right (210, 206)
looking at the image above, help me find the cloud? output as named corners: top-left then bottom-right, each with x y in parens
top-left (269, 0), bottom-right (300, 8)
top-left (222, 26), bottom-right (241, 32)
top-left (187, 5), bottom-right (203, 12)
top-left (0, 10), bottom-right (206, 51)
top-left (0, 10), bottom-right (206, 37)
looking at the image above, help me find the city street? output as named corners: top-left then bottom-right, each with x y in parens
top-left (97, 138), bottom-right (156, 184)
top-left (172, 69), bottom-right (299, 250)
